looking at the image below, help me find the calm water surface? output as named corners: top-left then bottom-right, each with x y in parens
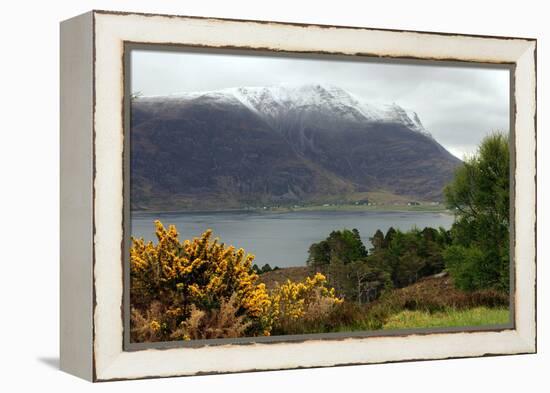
top-left (131, 210), bottom-right (454, 268)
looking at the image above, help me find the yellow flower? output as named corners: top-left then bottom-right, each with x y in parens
top-left (131, 220), bottom-right (274, 336)
top-left (150, 320), bottom-right (161, 332)
top-left (131, 220), bottom-right (343, 340)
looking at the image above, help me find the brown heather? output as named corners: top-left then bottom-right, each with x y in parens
top-left (170, 294), bottom-right (252, 340)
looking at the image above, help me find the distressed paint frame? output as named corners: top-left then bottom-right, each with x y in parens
top-left (122, 44), bottom-right (517, 351)
top-left (60, 10), bottom-right (536, 382)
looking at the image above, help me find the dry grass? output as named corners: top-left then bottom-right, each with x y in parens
top-left (130, 301), bottom-right (166, 343)
top-left (383, 307), bottom-right (510, 330)
top-left (375, 274), bottom-right (509, 311)
top-left (131, 294), bottom-right (253, 342)
top-left (170, 294), bottom-right (252, 340)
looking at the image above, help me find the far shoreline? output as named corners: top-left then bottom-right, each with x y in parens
top-left (130, 203), bottom-right (454, 216)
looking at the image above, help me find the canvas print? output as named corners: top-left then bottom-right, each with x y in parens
top-left (127, 48), bottom-right (511, 344)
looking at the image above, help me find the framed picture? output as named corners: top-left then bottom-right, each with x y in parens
top-left (60, 10), bottom-right (537, 381)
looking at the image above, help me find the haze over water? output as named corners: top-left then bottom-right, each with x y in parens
top-left (131, 210), bottom-right (454, 268)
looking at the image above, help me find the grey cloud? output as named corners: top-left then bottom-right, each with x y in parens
top-left (131, 49), bottom-right (510, 158)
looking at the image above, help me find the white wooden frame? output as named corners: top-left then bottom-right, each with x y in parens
top-left (60, 10), bottom-right (537, 382)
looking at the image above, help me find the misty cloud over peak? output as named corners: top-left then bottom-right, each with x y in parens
top-left (131, 50), bottom-right (510, 158)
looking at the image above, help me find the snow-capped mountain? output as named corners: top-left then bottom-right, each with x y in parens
top-left (143, 84), bottom-right (431, 137)
top-left (132, 84), bottom-right (460, 211)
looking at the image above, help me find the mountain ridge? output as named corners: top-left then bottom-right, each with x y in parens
top-left (139, 84), bottom-right (432, 137)
top-left (130, 84), bottom-right (461, 211)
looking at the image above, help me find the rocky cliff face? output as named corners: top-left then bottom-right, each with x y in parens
top-left (130, 84), bottom-right (461, 211)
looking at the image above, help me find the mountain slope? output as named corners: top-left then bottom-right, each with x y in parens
top-left (130, 84), bottom-right (461, 211)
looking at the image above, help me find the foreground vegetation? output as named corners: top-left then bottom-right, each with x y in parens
top-left (257, 272), bottom-right (508, 334)
top-left (130, 221), bottom-right (342, 342)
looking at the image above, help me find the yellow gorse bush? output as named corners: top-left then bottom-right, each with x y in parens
top-left (130, 220), bottom-right (342, 342)
top-left (269, 273), bottom-right (343, 330)
top-left (131, 221), bottom-right (271, 332)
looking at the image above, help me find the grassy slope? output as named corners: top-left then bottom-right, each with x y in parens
top-left (383, 307), bottom-right (509, 329)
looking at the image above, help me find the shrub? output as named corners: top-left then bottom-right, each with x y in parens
top-left (130, 221), bottom-right (343, 341)
top-left (130, 220), bottom-right (271, 338)
top-left (269, 273), bottom-right (343, 335)
top-left (130, 301), bottom-right (168, 343)
top-left (324, 301), bottom-right (374, 331)
top-left (170, 294), bottom-right (252, 340)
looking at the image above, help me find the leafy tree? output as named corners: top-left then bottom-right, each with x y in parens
top-left (369, 229), bottom-right (385, 252)
top-left (396, 250), bottom-right (425, 287)
top-left (307, 238), bottom-right (332, 267)
top-left (435, 226), bottom-right (453, 247)
top-left (349, 260), bottom-right (392, 304)
top-left (383, 227), bottom-right (397, 248)
top-left (386, 229), bottom-right (425, 287)
top-left (367, 227), bottom-right (447, 288)
top-left (421, 227), bottom-right (437, 242)
top-left (326, 254), bottom-right (353, 300)
top-left (307, 229), bottom-right (368, 268)
top-left (307, 229), bottom-right (396, 302)
top-left (443, 245), bottom-right (490, 291)
top-left (252, 263), bottom-right (279, 274)
top-left (417, 227), bottom-right (450, 277)
top-left (444, 133), bottom-right (510, 292)
top-left (260, 263), bottom-right (273, 273)
top-left (308, 225), bottom-right (448, 302)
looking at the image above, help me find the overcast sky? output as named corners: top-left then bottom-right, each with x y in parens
top-left (131, 49), bottom-right (510, 159)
